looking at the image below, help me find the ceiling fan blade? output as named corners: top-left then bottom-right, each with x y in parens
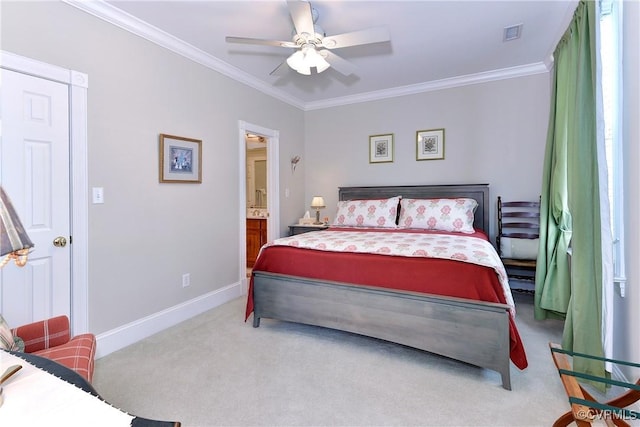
top-left (319, 50), bottom-right (357, 76)
top-left (287, 0), bottom-right (315, 36)
top-left (321, 27), bottom-right (390, 49)
top-left (269, 60), bottom-right (290, 76)
top-left (226, 36), bottom-right (296, 48)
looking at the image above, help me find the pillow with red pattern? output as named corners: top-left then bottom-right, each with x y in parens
top-left (332, 196), bottom-right (400, 228)
top-left (398, 198), bottom-right (477, 233)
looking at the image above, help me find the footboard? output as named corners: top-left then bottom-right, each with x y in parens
top-left (252, 271), bottom-right (512, 390)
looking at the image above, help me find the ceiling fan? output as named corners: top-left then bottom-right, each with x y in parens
top-left (225, 0), bottom-right (390, 76)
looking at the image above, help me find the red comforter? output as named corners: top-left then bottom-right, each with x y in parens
top-left (246, 227), bottom-right (528, 370)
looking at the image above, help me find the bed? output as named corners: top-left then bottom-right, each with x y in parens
top-left (245, 184), bottom-right (528, 390)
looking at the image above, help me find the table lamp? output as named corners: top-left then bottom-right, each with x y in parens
top-left (0, 186), bottom-right (34, 268)
top-left (310, 196), bottom-right (326, 225)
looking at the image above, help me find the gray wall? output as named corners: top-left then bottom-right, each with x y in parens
top-left (304, 73), bottom-right (549, 242)
top-left (1, 1), bottom-right (305, 334)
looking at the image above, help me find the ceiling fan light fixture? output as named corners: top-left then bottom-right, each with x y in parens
top-left (286, 50), bottom-right (304, 69)
top-left (286, 50), bottom-right (310, 74)
top-left (226, 0), bottom-right (391, 78)
top-left (305, 47), bottom-right (330, 73)
top-left (287, 46), bottom-right (330, 75)
top-left (315, 58), bottom-right (330, 73)
top-left (299, 66), bottom-right (312, 75)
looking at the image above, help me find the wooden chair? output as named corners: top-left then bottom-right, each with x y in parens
top-left (496, 196), bottom-right (540, 281)
top-left (549, 342), bottom-right (640, 426)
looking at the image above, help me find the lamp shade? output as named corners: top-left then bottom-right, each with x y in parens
top-left (0, 186), bottom-right (34, 267)
top-left (310, 196), bottom-right (326, 209)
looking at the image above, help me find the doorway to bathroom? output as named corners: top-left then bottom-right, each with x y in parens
top-left (238, 121), bottom-right (279, 293)
top-left (245, 133), bottom-right (267, 271)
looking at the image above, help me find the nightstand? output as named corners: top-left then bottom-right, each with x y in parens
top-left (289, 224), bottom-right (329, 236)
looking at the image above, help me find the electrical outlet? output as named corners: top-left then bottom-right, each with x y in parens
top-left (182, 273), bottom-right (190, 287)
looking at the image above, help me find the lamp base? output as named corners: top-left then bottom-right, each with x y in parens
top-left (313, 209), bottom-right (322, 225)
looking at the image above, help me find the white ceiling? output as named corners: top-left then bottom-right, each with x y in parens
top-left (69, 0), bottom-right (578, 110)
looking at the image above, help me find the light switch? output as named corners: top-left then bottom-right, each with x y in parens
top-left (92, 187), bottom-right (104, 204)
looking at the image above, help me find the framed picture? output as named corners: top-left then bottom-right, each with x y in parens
top-left (369, 134), bottom-right (394, 163)
top-left (159, 133), bottom-right (202, 183)
top-left (416, 128), bottom-right (445, 161)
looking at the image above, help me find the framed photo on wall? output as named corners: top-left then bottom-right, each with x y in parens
top-left (159, 133), bottom-right (202, 183)
top-left (369, 134), bottom-right (394, 163)
top-left (416, 128), bottom-right (445, 161)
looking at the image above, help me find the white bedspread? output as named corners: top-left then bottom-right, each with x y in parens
top-left (268, 230), bottom-right (515, 314)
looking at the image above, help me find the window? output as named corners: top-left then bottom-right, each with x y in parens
top-left (600, 0), bottom-right (625, 291)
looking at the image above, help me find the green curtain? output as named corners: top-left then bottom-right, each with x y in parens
top-left (535, 0), bottom-right (606, 381)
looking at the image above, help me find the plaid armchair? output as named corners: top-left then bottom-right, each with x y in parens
top-left (12, 315), bottom-right (96, 382)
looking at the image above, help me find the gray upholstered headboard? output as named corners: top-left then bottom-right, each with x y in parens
top-left (338, 184), bottom-right (490, 233)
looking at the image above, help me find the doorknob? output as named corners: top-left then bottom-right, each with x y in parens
top-left (53, 236), bottom-right (67, 247)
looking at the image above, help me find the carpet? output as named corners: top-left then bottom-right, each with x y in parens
top-left (93, 292), bottom-right (570, 426)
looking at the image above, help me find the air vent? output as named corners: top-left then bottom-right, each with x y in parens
top-left (503, 24), bottom-right (523, 42)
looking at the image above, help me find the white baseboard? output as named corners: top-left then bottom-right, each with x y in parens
top-left (95, 282), bottom-right (244, 358)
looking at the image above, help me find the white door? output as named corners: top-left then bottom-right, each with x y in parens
top-left (0, 68), bottom-right (71, 326)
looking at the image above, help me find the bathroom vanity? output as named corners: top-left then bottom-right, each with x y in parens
top-left (246, 217), bottom-right (267, 267)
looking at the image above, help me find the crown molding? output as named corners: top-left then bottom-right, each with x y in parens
top-left (304, 62), bottom-right (550, 111)
top-left (62, 0), bottom-right (551, 112)
top-left (61, 0), bottom-right (306, 110)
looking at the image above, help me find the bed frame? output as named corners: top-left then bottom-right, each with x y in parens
top-left (251, 184), bottom-right (513, 390)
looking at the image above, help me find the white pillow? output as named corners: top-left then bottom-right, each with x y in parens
top-left (332, 196), bottom-right (400, 228)
top-left (398, 198), bottom-right (477, 233)
top-left (500, 237), bottom-right (539, 260)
